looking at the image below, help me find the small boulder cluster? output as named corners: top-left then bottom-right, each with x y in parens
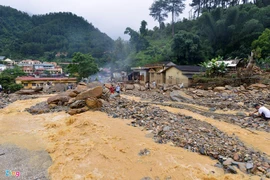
top-left (46, 82), bottom-right (110, 115)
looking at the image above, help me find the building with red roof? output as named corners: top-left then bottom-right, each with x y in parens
top-left (16, 76), bottom-right (77, 89)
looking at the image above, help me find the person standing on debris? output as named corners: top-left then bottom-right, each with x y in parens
top-left (249, 104), bottom-right (270, 120)
top-left (109, 84), bottom-right (115, 94)
top-left (116, 83), bottom-right (121, 94)
top-left (152, 81), bottom-right (156, 89)
top-left (145, 81), bottom-right (150, 90)
top-left (0, 84), bottom-right (2, 93)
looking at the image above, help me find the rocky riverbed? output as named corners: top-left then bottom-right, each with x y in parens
top-left (152, 102), bottom-right (270, 133)
top-left (101, 97), bottom-right (270, 177)
top-left (124, 83), bottom-right (270, 110)
top-left (123, 83), bottom-right (270, 133)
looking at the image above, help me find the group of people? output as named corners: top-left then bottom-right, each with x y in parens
top-left (103, 83), bottom-right (121, 94)
top-left (145, 81), bottom-right (156, 90)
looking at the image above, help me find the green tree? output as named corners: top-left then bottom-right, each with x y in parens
top-left (140, 20), bottom-right (148, 36)
top-left (164, 0), bottom-right (186, 36)
top-left (149, 0), bottom-right (185, 36)
top-left (1, 65), bottom-right (26, 79)
top-left (252, 28), bottom-right (270, 59)
top-left (0, 66), bottom-right (25, 92)
top-left (149, 0), bottom-right (168, 28)
top-left (68, 52), bottom-right (99, 80)
top-left (124, 24), bottom-right (149, 52)
top-left (171, 30), bottom-right (202, 64)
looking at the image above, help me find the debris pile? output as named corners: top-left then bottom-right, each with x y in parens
top-left (26, 82), bottom-right (111, 115)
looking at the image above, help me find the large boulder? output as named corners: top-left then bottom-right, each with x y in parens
top-left (75, 86), bottom-right (103, 100)
top-left (249, 83), bottom-right (268, 89)
top-left (53, 84), bottom-right (67, 92)
top-left (47, 94), bottom-right (70, 105)
top-left (214, 86), bottom-right (226, 92)
top-left (70, 100), bottom-right (86, 109)
top-left (194, 89), bottom-right (209, 97)
top-left (67, 106), bottom-right (89, 115)
top-left (68, 91), bottom-right (78, 98)
top-left (86, 97), bottom-right (102, 109)
top-left (134, 84), bottom-right (140, 91)
top-left (170, 90), bottom-right (194, 102)
top-left (74, 84), bottom-right (88, 94)
top-left (101, 88), bottom-right (110, 101)
top-left (225, 85), bottom-right (233, 90)
top-left (67, 98), bottom-right (76, 105)
top-left (172, 85), bottom-right (181, 90)
top-left (125, 84), bottom-right (134, 90)
top-left (42, 85), bottom-right (50, 93)
top-left (140, 86), bottom-right (146, 91)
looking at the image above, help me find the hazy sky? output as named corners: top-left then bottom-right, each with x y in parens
top-left (1, 0), bottom-right (192, 40)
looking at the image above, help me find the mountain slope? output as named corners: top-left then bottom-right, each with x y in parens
top-left (0, 5), bottom-right (113, 62)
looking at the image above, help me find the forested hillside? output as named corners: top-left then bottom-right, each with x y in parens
top-left (117, 2), bottom-right (270, 70)
top-left (1, 3), bottom-right (270, 70)
top-left (0, 5), bottom-right (113, 63)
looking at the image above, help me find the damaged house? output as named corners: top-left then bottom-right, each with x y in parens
top-left (130, 62), bottom-right (204, 87)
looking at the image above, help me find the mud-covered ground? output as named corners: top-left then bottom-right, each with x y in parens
top-left (1, 85), bottom-right (270, 179)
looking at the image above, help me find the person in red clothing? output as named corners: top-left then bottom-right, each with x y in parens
top-left (109, 84), bottom-right (115, 94)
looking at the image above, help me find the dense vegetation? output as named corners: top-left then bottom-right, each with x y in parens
top-left (113, 2), bottom-right (270, 71)
top-left (0, 66), bottom-right (25, 92)
top-left (1, 3), bottom-right (269, 73)
top-left (68, 52), bottom-right (99, 80)
top-left (0, 5), bottom-right (113, 65)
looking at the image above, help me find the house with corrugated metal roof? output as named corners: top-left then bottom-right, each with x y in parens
top-left (130, 62), bottom-right (204, 86)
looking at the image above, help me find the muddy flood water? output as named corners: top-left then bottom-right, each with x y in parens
top-left (0, 96), bottom-right (264, 180)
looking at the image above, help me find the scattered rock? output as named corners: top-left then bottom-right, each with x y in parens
top-left (214, 87), bottom-right (226, 92)
top-left (138, 148), bottom-right (150, 156)
top-left (170, 90), bottom-right (193, 102)
top-left (223, 158), bottom-right (234, 166)
top-left (86, 97), bottom-right (102, 109)
top-left (70, 100), bottom-right (86, 109)
top-left (227, 166), bottom-right (237, 174)
top-left (67, 106), bottom-right (89, 115)
top-left (125, 84), bottom-right (134, 90)
top-left (233, 153), bottom-right (240, 161)
top-left (249, 83), bottom-right (268, 89)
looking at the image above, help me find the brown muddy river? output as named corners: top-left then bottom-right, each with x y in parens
top-left (0, 96), bottom-right (262, 179)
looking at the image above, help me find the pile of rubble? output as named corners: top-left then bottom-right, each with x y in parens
top-left (182, 84), bottom-right (270, 111)
top-left (26, 82), bottom-right (111, 115)
top-left (101, 98), bottom-right (270, 177)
